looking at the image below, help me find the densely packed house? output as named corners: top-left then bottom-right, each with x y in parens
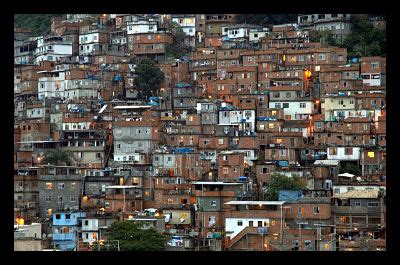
top-left (14, 14), bottom-right (386, 251)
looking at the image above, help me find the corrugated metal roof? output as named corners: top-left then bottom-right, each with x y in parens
top-left (314, 160), bottom-right (340, 166)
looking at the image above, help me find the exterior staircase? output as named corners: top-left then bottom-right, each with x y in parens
top-left (77, 238), bottom-right (90, 251)
top-left (225, 226), bottom-right (260, 250)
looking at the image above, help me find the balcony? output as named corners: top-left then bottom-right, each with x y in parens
top-left (105, 193), bottom-right (141, 200)
top-left (163, 189), bottom-right (192, 195)
top-left (160, 204), bottom-right (193, 210)
top-left (52, 233), bottom-right (76, 241)
top-left (332, 206), bottom-right (371, 215)
top-left (193, 190), bottom-right (237, 197)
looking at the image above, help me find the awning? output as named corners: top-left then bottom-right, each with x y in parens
top-left (192, 181), bottom-right (243, 185)
top-left (225, 201), bottom-right (286, 206)
top-left (113, 105), bottom-right (151, 109)
top-left (105, 185), bottom-right (139, 189)
top-left (314, 160), bottom-right (340, 166)
top-left (338, 173), bottom-right (355, 178)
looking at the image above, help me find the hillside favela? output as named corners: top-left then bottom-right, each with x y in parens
top-left (14, 14), bottom-right (386, 251)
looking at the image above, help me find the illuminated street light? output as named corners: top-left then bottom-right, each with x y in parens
top-left (304, 69), bottom-right (312, 79)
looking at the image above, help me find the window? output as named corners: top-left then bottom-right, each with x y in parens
top-left (371, 62), bottom-right (379, 69)
top-left (249, 221), bottom-right (254, 227)
top-left (210, 200), bottom-right (217, 206)
top-left (262, 167), bottom-right (269, 174)
top-left (46, 182), bottom-right (53, 189)
top-left (367, 202), bottom-right (379, 207)
top-left (313, 206), bottom-right (320, 214)
top-left (58, 183), bottom-right (65, 189)
top-left (70, 196), bottom-right (76, 202)
top-left (55, 214), bottom-right (61, 219)
top-left (223, 155), bottom-right (227, 161)
top-left (318, 54), bottom-right (326, 60)
top-left (329, 147), bottom-right (337, 155)
top-left (355, 201), bottom-right (361, 207)
top-left (345, 148), bottom-right (353, 155)
top-left (298, 207), bottom-right (304, 215)
top-left (299, 103), bottom-right (306, 108)
top-left (367, 151), bottom-right (375, 158)
top-left (208, 216), bottom-right (216, 226)
top-left (218, 139), bottom-right (224, 145)
top-left (237, 220), bottom-right (243, 226)
top-left (283, 103), bottom-right (289, 108)
top-left (222, 167), bottom-right (229, 174)
top-left (275, 103), bottom-right (281, 109)
top-left (45, 195), bottom-right (52, 202)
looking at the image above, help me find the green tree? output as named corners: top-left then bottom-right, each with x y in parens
top-left (235, 14), bottom-right (298, 27)
top-left (42, 148), bottom-right (72, 166)
top-left (106, 221), bottom-right (166, 251)
top-left (165, 22), bottom-right (189, 59)
top-left (264, 173), bottom-right (306, 201)
top-left (341, 15), bottom-right (386, 58)
top-left (133, 58), bottom-right (165, 99)
top-left (340, 162), bottom-right (361, 176)
top-left (14, 14), bottom-right (60, 36)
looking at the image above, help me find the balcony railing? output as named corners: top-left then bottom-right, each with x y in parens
top-left (52, 233), bottom-right (76, 241)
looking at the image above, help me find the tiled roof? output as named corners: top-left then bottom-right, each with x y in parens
top-left (333, 189), bottom-right (379, 199)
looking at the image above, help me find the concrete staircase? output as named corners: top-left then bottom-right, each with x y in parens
top-left (77, 238), bottom-right (90, 251)
top-left (225, 226), bottom-right (260, 249)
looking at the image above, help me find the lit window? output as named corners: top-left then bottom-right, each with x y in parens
top-left (368, 151), bottom-right (375, 158)
top-left (268, 123), bottom-right (274, 129)
top-left (46, 183), bottom-right (53, 189)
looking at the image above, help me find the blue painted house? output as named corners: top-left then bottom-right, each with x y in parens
top-left (52, 211), bottom-right (86, 251)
